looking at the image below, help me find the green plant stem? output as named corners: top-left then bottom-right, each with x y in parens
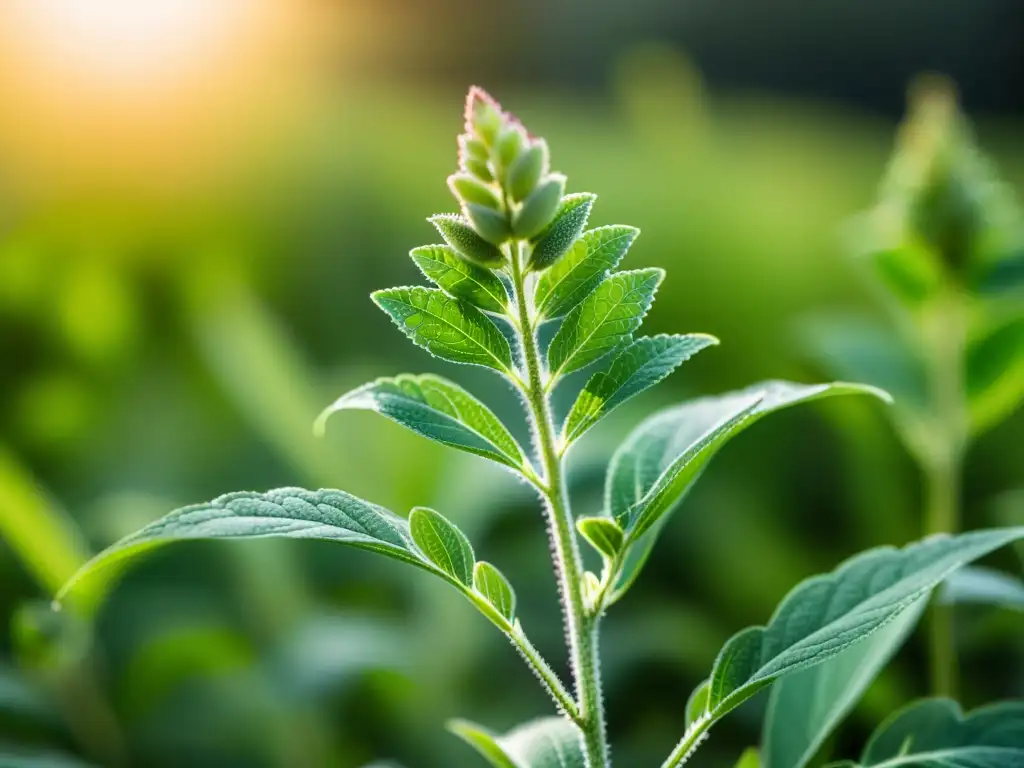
top-left (923, 287), bottom-right (966, 699)
top-left (509, 244), bottom-right (610, 767)
top-left (660, 715), bottom-right (713, 768)
top-left (509, 626), bottom-right (580, 719)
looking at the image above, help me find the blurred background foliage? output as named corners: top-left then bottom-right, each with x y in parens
top-left (1, 1), bottom-right (1022, 766)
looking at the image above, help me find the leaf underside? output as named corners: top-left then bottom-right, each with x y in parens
top-left (450, 717), bottom-right (584, 768)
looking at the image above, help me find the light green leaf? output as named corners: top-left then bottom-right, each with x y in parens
top-left (547, 269), bottom-right (663, 379)
top-left (56, 488), bottom-right (461, 610)
top-left (450, 717), bottom-right (584, 768)
top-left (607, 381), bottom-right (889, 541)
top-left (529, 193), bottom-right (596, 271)
top-left (473, 561), bottom-right (516, 623)
top-left (534, 226), bottom-right (638, 320)
top-left (562, 334), bottom-right (718, 445)
top-left (316, 374), bottom-right (526, 471)
top-left (373, 286), bottom-right (513, 373)
top-left (409, 507), bottom-right (475, 586)
top-left (832, 698), bottom-right (1024, 768)
top-left (429, 214), bottom-right (505, 265)
top-left (703, 527), bottom-right (1024, 723)
top-left (939, 565), bottom-right (1024, 610)
top-left (576, 517), bottom-right (624, 560)
top-left (762, 598), bottom-right (926, 768)
top-left (735, 748), bottom-right (761, 768)
top-left (685, 679), bottom-right (710, 729)
top-left (410, 245), bottom-right (508, 313)
top-left (967, 314), bottom-right (1024, 435)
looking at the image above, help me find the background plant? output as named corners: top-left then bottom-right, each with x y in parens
top-left (15, 88), bottom-right (1021, 768)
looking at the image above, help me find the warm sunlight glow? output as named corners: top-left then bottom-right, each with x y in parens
top-left (7, 0), bottom-right (247, 88)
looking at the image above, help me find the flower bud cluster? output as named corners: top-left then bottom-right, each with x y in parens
top-left (430, 87), bottom-right (588, 271)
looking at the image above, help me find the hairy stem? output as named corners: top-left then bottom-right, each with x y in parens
top-left (660, 715), bottom-right (713, 768)
top-left (509, 626), bottom-right (580, 720)
top-left (923, 287), bottom-right (966, 698)
top-left (509, 245), bottom-right (609, 767)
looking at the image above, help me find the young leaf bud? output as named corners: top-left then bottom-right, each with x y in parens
top-left (496, 123), bottom-right (527, 173)
top-left (465, 86), bottom-right (502, 145)
top-left (465, 157), bottom-right (495, 183)
top-left (458, 134), bottom-right (489, 165)
top-left (513, 174), bottom-right (565, 239)
top-left (465, 203), bottom-right (511, 245)
top-left (429, 214), bottom-right (505, 266)
top-left (529, 193), bottom-right (597, 271)
top-left (448, 173), bottom-right (502, 210)
top-left (507, 139), bottom-right (549, 202)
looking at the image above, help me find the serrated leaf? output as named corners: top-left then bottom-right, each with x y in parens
top-left (474, 561), bottom-right (516, 623)
top-left (607, 381), bottom-right (889, 542)
top-left (576, 517), bottom-right (624, 559)
top-left (317, 374), bottom-right (526, 471)
top-left (411, 245), bottom-right (508, 313)
top-left (373, 286), bottom-right (513, 373)
top-left (430, 214), bottom-right (505, 265)
top-left (56, 488), bottom-right (461, 611)
top-left (529, 194), bottom-right (596, 271)
top-left (833, 698), bottom-right (1024, 768)
top-left (535, 226), bottom-right (639, 320)
top-left (409, 507), bottom-right (475, 586)
top-left (763, 598), bottom-right (926, 768)
top-left (450, 717), bottom-right (584, 768)
top-left (966, 314), bottom-right (1024, 435)
top-left (939, 565), bottom-right (1024, 610)
top-left (562, 334), bottom-right (718, 445)
top-left (703, 527), bottom-right (1024, 723)
top-left (547, 269), bottom-right (663, 379)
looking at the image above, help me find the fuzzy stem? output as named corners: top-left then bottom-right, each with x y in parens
top-left (923, 287), bottom-right (966, 698)
top-left (508, 625), bottom-right (580, 720)
top-left (660, 715), bottom-right (713, 768)
top-left (509, 244), bottom-right (609, 767)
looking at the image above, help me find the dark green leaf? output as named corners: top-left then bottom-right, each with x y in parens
top-left (429, 214), bottom-right (505, 265)
top-left (513, 175), bottom-right (565, 239)
top-left (833, 698), bottom-right (1024, 768)
top-left (607, 381), bottom-right (889, 540)
top-left (373, 286), bottom-right (513, 373)
top-left (473, 561), bottom-right (516, 624)
top-left (409, 507), bottom-right (475, 586)
top-left (547, 269), bottom-right (663, 379)
top-left (562, 334), bottom-right (718, 445)
top-left (703, 528), bottom-right (1024, 722)
top-left (410, 245), bottom-right (509, 314)
top-left (763, 598), bottom-right (926, 768)
top-left (534, 226), bottom-right (639, 320)
top-left (529, 194), bottom-right (596, 271)
top-left (316, 374), bottom-right (526, 470)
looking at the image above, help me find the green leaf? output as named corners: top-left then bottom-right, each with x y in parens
top-left (833, 698), bottom-right (1024, 768)
top-left (410, 245), bottom-right (508, 314)
top-left (529, 194), bottom-right (596, 271)
top-left (547, 269), bottom-right (664, 379)
top-left (429, 214), bottom-right (505, 265)
top-left (703, 527), bottom-right (1024, 723)
top-left (316, 374), bottom-right (526, 471)
top-left (0, 749), bottom-right (97, 767)
top-left (685, 678), bottom-right (710, 728)
top-left (409, 507), bottom-right (475, 586)
top-left (939, 565), bottom-right (1024, 610)
top-left (735, 748), bottom-right (762, 768)
top-left (762, 598), bottom-right (926, 768)
top-left (534, 226), bottom-right (639, 320)
top-left (56, 488), bottom-right (459, 610)
top-left (473, 561), bottom-right (517, 623)
top-left (372, 286), bottom-right (513, 373)
top-left (507, 140), bottom-right (549, 203)
top-left (607, 381), bottom-right (889, 541)
top-left (562, 334), bottom-right (718, 445)
top-left (449, 717), bottom-right (584, 768)
top-left (513, 175), bottom-right (565, 239)
top-left (576, 517), bottom-right (624, 560)
top-left (966, 314), bottom-right (1024, 435)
